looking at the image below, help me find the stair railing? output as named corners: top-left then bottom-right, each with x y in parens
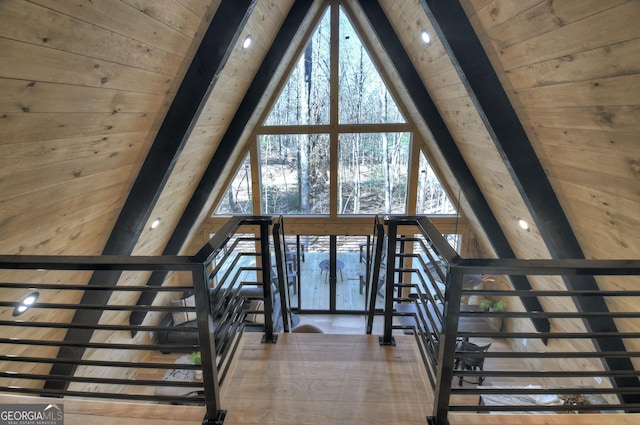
top-left (365, 215), bottom-right (386, 334)
top-left (381, 215), bottom-right (640, 425)
top-left (0, 215), bottom-right (280, 425)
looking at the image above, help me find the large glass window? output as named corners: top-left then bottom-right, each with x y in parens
top-left (417, 152), bottom-right (456, 214)
top-left (264, 9), bottom-right (330, 127)
top-left (338, 9), bottom-right (405, 124)
top-left (338, 133), bottom-right (410, 214)
top-left (259, 134), bottom-right (330, 215)
top-left (214, 154), bottom-right (253, 215)
top-left (214, 3), bottom-right (455, 220)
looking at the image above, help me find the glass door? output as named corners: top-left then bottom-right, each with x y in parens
top-left (290, 235), bottom-right (373, 313)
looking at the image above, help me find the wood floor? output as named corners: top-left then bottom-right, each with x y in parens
top-left (3, 329), bottom-right (640, 424)
top-left (219, 333), bottom-right (433, 425)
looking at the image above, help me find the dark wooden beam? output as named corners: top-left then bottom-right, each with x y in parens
top-left (44, 0), bottom-right (257, 391)
top-left (129, 0), bottom-right (317, 325)
top-left (356, 0), bottom-right (550, 335)
top-left (420, 0), bottom-right (639, 400)
top-left (163, 0), bottom-right (315, 255)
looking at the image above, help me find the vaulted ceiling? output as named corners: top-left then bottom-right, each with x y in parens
top-left (1, 0), bottom-right (639, 268)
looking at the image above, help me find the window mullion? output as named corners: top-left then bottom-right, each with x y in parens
top-left (329, 0), bottom-right (340, 217)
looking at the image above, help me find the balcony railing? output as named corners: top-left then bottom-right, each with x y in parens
top-left (0, 216), bottom-right (284, 425)
top-left (381, 216), bottom-right (640, 425)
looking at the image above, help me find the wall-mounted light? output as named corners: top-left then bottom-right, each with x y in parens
top-left (13, 292), bottom-right (39, 316)
top-left (242, 35), bottom-right (253, 50)
top-left (518, 218), bottom-right (530, 231)
top-left (420, 30), bottom-right (431, 44)
top-left (150, 218), bottom-right (161, 230)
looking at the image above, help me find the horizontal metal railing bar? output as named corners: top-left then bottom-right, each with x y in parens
top-left (393, 323), bottom-right (441, 344)
top-left (194, 215), bottom-right (268, 263)
top-left (462, 289), bottom-right (640, 297)
top-left (0, 255), bottom-right (198, 271)
top-left (0, 386), bottom-right (204, 404)
top-left (454, 351), bottom-right (640, 358)
top-left (394, 311), bottom-right (442, 321)
top-left (459, 311), bottom-right (640, 319)
top-left (0, 372), bottom-right (203, 387)
top-left (0, 338), bottom-right (199, 351)
top-left (398, 216), bottom-right (460, 262)
top-left (451, 404), bottom-right (629, 412)
top-left (452, 387), bottom-right (640, 395)
top-left (452, 370), bottom-right (640, 378)
top-left (0, 320), bottom-right (198, 333)
top-left (0, 355), bottom-right (201, 369)
top-left (457, 331), bottom-right (640, 339)
top-left (0, 283), bottom-right (194, 292)
top-left (212, 262), bottom-right (261, 294)
top-left (0, 302), bottom-right (197, 312)
top-left (450, 257), bottom-right (640, 275)
top-left (206, 250), bottom-right (257, 281)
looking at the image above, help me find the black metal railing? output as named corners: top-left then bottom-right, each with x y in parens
top-left (272, 216), bottom-right (292, 333)
top-left (380, 216), bottom-right (640, 424)
top-left (365, 215), bottom-right (386, 335)
top-left (0, 215), bottom-right (283, 425)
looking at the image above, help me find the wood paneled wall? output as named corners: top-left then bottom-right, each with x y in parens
top-left (0, 0), bottom-right (217, 389)
top-left (462, 0), bottom-right (640, 261)
top-left (377, 0), bottom-right (640, 383)
top-left (0, 0), bottom-right (217, 257)
top-left (461, 0), bottom-right (640, 365)
top-left (1, 0), bottom-right (639, 394)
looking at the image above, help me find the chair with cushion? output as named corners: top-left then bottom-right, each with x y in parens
top-left (455, 341), bottom-right (491, 386)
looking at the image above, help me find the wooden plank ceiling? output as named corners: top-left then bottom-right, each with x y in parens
top-left (1, 0), bottom-right (638, 261)
top-left (0, 0), bottom-right (639, 389)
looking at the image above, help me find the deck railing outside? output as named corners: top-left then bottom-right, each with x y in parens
top-left (381, 216), bottom-right (640, 425)
top-left (0, 215), bottom-right (281, 425)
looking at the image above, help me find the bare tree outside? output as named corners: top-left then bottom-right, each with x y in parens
top-left (216, 6), bottom-right (454, 218)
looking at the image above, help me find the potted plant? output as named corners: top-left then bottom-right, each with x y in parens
top-left (188, 351), bottom-right (202, 381)
top-left (478, 298), bottom-right (506, 312)
top-left (188, 351), bottom-right (201, 365)
top-left (478, 298), bottom-right (506, 331)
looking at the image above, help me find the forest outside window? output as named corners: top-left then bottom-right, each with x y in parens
top-left (214, 2), bottom-right (456, 220)
top-left (215, 154), bottom-right (253, 215)
top-left (260, 134), bottom-right (330, 215)
top-left (338, 133), bottom-right (409, 215)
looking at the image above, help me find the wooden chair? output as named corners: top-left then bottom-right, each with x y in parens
top-left (271, 267), bottom-right (297, 295)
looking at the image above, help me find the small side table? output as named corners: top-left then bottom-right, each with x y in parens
top-left (319, 259), bottom-right (344, 282)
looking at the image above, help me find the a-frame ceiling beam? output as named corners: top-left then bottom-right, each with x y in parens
top-left (129, 0), bottom-right (317, 324)
top-left (44, 0), bottom-right (257, 391)
top-left (421, 0), bottom-right (639, 399)
top-left (162, 0), bottom-right (315, 254)
top-left (356, 0), bottom-right (550, 336)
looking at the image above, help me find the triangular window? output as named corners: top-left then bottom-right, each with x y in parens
top-left (338, 9), bottom-right (405, 124)
top-left (215, 2), bottom-right (455, 218)
top-left (213, 153), bottom-right (253, 215)
top-left (264, 8), bottom-right (331, 126)
top-left (417, 151), bottom-right (457, 214)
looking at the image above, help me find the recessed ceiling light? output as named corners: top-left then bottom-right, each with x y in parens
top-left (150, 218), bottom-right (161, 230)
top-left (13, 292), bottom-right (39, 316)
top-left (420, 30), bottom-right (431, 44)
top-left (242, 35), bottom-right (253, 50)
top-left (518, 219), bottom-right (529, 231)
